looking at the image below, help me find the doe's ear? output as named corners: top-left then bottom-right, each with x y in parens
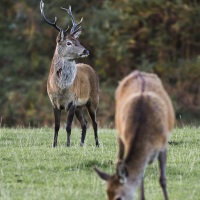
top-left (116, 161), bottom-right (128, 184)
top-left (94, 167), bottom-right (111, 181)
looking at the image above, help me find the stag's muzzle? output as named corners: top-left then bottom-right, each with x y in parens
top-left (79, 49), bottom-right (89, 57)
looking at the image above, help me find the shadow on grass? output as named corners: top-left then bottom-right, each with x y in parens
top-left (168, 141), bottom-right (184, 146)
top-left (64, 159), bottom-right (114, 171)
top-left (83, 159), bottom-right (114, 168)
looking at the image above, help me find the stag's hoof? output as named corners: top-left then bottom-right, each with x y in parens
top-left (96, 141), bottom-right (100, 147)
top-left (67, 143), bottom-right (70, 147)
top-left (52, 143), bottom-right (57, 148)
top-left (80, 142), bottom-right (84, 147)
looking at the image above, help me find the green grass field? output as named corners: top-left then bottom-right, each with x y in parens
top-left (0, 127), bottom-right (200, 200)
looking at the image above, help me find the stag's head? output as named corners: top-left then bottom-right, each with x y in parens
top-left (94, 162), bottom-right (135, 200)
top-left (40, 0), bottom-right (89, 59)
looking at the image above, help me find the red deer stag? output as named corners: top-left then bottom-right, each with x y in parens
top-left (40, 0), bottom-right (99, 147)
top-left (95, 71), bottom-right (175, 200)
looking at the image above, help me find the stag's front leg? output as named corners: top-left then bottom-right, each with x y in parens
top-left (53, 107), bottom-right (61, 148)
top-left (158, 149), bottom-right (169, 200)
top-left (66, 105), bottom-right (76, 147)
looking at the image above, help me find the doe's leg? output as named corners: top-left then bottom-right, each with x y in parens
top-left (158, 149), bottom-right (169, 200)
top-left (116, 138), bottom-right (125, 162)
top-left (53, 107), bottom-right (61, 148)
top-left (140, 175), bottom-right (145, 200)
top-left (66, 105), bottom-right (75, 147)
top-left (75, 108), bottom-right (87, 147)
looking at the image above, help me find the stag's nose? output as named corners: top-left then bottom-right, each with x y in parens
top-left (83, 49), bottom-right (89, 56)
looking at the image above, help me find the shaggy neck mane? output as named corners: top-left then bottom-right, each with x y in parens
top-left (53, 52), bottom-right (77, 89)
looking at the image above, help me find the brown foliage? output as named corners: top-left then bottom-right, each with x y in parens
top-left (1, 0), bottom-right (200, 126)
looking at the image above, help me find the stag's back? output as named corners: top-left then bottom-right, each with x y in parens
top-left (72, 63), bottom-right (100, 106)
top-left (115, 71), bottom-right (175, 159)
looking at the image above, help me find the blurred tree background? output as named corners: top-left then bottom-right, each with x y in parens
top-left (1, 0), bottom-right (200, 127)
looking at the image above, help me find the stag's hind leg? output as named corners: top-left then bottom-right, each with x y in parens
top-left (86, 102), bottom-right (99, 147)
top-left (66, 105), bottom-right (76, 147)
top-left (158, 149), bottom-right (169, 200)
top-left (75, 107), bottom-right (87, 147)
top-left (53, 107), bottom-right (61, 148)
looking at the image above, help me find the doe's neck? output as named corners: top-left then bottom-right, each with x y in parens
top-left (124, 150), bottom-right (150, 187)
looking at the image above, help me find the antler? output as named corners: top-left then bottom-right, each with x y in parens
top-left (40, 0), bottom-right (61, 32)
top-left (61, 6), bottom-right (83, 35)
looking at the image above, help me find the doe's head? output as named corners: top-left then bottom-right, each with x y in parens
top-left (40, 0), bottom-right (89, 59)
top-left (94, 162), bottom-right (135, 200)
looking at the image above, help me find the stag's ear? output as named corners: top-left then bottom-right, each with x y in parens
top-left (73, 29), bottom-right (82, 39)
top-left (94, 167), bottom-right (111, 181)
top-left (116, 161), bottom-right (128, 184)
top-left (56, 30), bottom-right (65, 43)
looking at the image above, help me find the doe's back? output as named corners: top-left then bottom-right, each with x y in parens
top-left (115, 71), bottom-right (175, 156)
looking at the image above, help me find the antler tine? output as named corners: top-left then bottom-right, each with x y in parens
top-left (40, 0), bottom-right (61, 32)
top-left (61, 6), bottom-right (83, 35)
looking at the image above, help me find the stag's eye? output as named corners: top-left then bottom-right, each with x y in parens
top-left (115, 197), bottom-right (122, 200)
top-left (66, 42), bottom-right (72, 46)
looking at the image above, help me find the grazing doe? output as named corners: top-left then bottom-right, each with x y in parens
top-left (40, 0), bottom-right (100, 147)
top-left (95, 71), bottom-right (175, 200)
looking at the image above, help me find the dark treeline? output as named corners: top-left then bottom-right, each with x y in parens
top-left (1, 0), bottom-right (200, 127)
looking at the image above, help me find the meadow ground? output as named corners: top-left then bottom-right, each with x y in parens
top-left (0, 126), bottom-right (199, 200)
